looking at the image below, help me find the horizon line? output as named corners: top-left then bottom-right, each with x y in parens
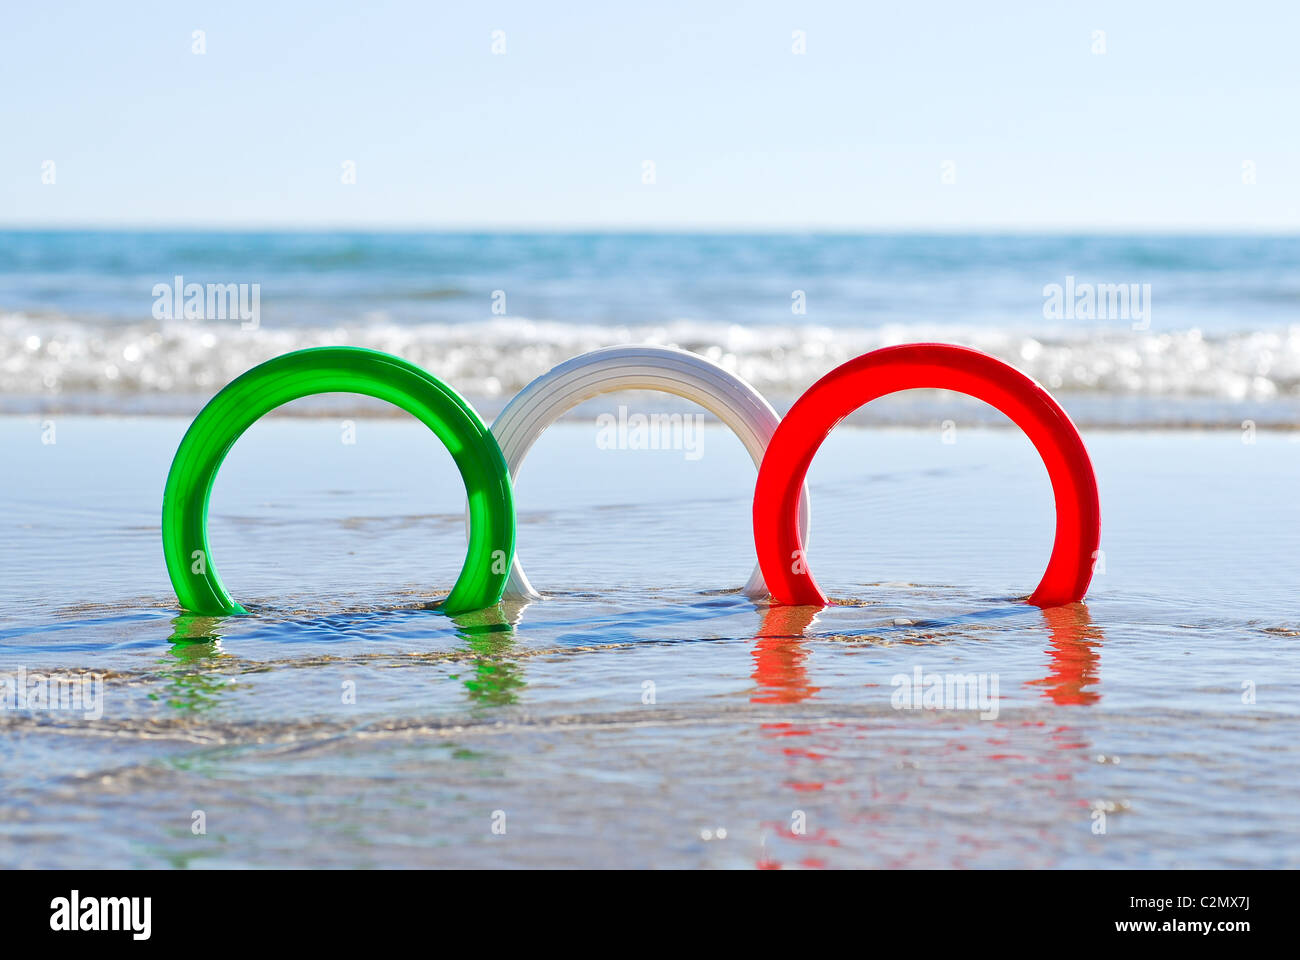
top-left (3, 222), bottom-right (1298, 237)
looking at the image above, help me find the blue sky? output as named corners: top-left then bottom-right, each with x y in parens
top-left (3, 0), bottom-right (1298, 230)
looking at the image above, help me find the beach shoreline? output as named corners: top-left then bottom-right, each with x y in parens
top-left (3, 417), bottom-right (1297, 867)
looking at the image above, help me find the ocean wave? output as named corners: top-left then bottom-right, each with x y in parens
top-left (3, 311), bottom-right (1300, 415)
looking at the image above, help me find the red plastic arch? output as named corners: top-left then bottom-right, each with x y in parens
top-left (753, 343), bottom-right (1101, 608)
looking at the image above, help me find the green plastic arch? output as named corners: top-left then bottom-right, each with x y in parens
top-left (162, 347), bottom-right (515, 616)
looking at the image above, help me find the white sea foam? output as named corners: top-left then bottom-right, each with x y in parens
top-left (4, 311), bottom-right (1300, 420)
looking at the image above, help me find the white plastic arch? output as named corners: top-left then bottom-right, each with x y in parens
top-left (484, 345), bottom-right (812, 601)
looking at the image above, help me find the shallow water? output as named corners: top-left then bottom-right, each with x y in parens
top-left (2, 412), bottom-right (1297, 868)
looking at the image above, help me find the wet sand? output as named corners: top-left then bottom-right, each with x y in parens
top-left (2, 414), bottom-right (1298, 867)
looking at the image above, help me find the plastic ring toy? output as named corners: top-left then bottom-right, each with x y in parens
top-left (484, 345), bottom-right (811, 600)
top-left (753, 343), bottom-right (1101, 608)
top-left (162, 346), bottom-right (515, 616)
